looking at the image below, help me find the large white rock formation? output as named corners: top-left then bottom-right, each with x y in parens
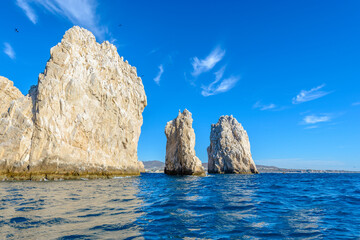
top-left (164, 109), bottom-right (205, 175)
top-left (207, 115), bottom-right (258, 174)
top-left (0, 26), bottom-right (147, 180)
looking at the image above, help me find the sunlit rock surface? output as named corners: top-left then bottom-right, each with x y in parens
top-left (207, 115), bottom-right (258, 174)
top-left (0, 77), bottom-right (35, 175)
top-left (0, 77), bottom-right (24, 114)
top-left (0, 26), bottom-right (147, 180)
top-left (164, 109), bottom-right (205, 176)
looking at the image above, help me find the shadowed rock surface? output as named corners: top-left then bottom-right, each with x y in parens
top-left (0, 26), bottom-right (147, 180)
top-left (207, 115), bottom-right (258, 174)
top-left (164, 109), bottom-right (205, 176)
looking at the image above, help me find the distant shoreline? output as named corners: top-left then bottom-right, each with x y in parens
top-left (142, 160), bottom-right (360, 174)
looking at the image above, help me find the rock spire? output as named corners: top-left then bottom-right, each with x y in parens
top-left (207, 115), bottom-right (258, 174)
top-left (164, 109), bottom-right (205, 175)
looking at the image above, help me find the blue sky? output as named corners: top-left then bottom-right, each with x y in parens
top-left (1, 0), bottom-right (359, 170)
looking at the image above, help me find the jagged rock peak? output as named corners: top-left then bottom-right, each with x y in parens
top-left (164, 109), bottom-right (205, 176)
top-left (0, 77), bottom-right (24, 114)
top-left (207, 115), bottom-right (258, 174)
top-left (0, 26), bottom-right (147, 180)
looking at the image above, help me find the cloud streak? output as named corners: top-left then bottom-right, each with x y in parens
top-left (191, 47), bottom-right (225, 77)
top-left (16, 0), bottom-right (107, 40)
top-left (292, 84), bottom-right (331, 104)
top-left (153, 64), bottom-right (164, 85)
top-left (4, 43), bottom-right (15, 60)
top-left (253, 101), bottom-right (276, 111)
top-left (303, 114), bottom-right (331, 124)
top-left (16, 0), bottom-right (37, 24)
top-left (201, 67), bottom-right (239, 96)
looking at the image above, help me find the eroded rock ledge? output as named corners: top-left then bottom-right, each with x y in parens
top-left (0, 26), bottom-right (147, 180)
top-left (164, 109), bottom-right (205, 176)
top-left (207, 115), bottom-right (258, 174)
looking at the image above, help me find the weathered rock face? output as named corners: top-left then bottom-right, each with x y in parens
top-left (207, 115), bottom-right (258, 174)
top-left (0, 26), bottom-right (147, 180)
top-left (0, 78), bottom-right (35, 176)
top-left (0, 77), bottom-right (24, 114)
top-left (164, 109), bottom-right (205, 175)
top-left (138, 161), bottom-right (145, 173)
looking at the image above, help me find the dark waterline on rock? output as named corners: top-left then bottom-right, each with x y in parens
top-left (0, 173), bottom-right (359, 239)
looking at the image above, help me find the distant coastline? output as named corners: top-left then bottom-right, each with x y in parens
top-left (143, 160), bottom-right (360, 174)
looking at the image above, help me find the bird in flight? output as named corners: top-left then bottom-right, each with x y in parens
top-left (15, 28), bottom-right (19, 33)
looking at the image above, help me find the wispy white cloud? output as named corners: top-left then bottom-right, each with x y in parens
top-left (148, 48), bottom-right (159, 55)
top-left (4, 43), bottom-right (15, 60)
top-left (253, 101), bottom-right (276, 111)
top-left (200, 66), bottom-right (225, 94)
top-left (153, 64), bottom-right (164, 85)
top-left (292, 84), bottom-right (331, 104)
top-left (304, 125), bottom-right (318, 129)
top-left (201, 67), bottom-right (239, 97)
top-left (16, 0), bottom-right (107, 40)
top-left (303, 114), bottom-right (331, 124)
top-left (201, 77), bottom-right (239, 97)
top-left (214, 65), bottom-right (226, 82)
top-left (352, 102), bottom-right (360, 106)
top-left (191, 47), bottom-right (225, 77)
top-left (16, 0), bottom-right (38, 24)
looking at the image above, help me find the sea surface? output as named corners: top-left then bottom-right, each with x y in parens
top-left (0, 173), bottom-right (359, 239)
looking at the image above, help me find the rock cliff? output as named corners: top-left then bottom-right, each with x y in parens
top-left (207, 115), bottom-right (258, 174)
top-left (0, 77), bottom-right (35, 176)
top-left (0, 77), bottom-right (24, 114)
top-left (0, 26), bottom-right (147, 180)
top-left (164, 109), bottom-right (205, 175)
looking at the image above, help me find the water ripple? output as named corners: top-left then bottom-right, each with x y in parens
top-left (0, 173), bottom-right (359, 239)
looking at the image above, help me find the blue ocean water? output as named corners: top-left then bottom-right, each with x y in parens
top-left (0, 173), bottom-right (359, 239)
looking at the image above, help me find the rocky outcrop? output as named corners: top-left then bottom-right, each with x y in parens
top-left (0, 78), bottom-right (35, 176)
top-left (164, 109), bottom-right (205, 176)
top-left (138, 161), bottom-right (145, 173)
top-left (0, 77), bottom-right (24, 114)
top-left (0, 26), bottom-right (147, 180)
top-left (207, 115), bottom-right (258, 174)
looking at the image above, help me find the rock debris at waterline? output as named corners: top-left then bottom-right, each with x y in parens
top-left (0, 26), bottom-right (147, 180)
top-left (164, 109), bottom-right (205, 176)
top-left (208, 115), bottom-right (258, 174)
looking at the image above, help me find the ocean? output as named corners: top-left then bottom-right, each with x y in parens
top-left (0, 173), bottom-right (359, 239)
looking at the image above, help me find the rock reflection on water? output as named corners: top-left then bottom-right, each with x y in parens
top-left (0, 177), bottom-right (143, 239)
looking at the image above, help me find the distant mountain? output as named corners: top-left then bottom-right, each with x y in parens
top-left (142, 160), bottom-right (164, 173)
top-left (256, 165), bottom-right (360, 173)
top-left (202, 163), bottom-right (208, 170)
top-left (142, 161), bottom-right (360, 173)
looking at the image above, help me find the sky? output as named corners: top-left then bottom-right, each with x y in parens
top-left (1, 0), bottom-right (359, 170)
